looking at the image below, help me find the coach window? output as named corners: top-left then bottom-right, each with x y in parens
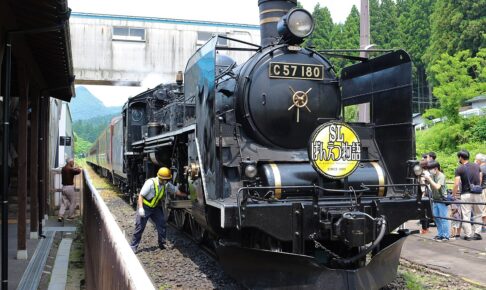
top-left (196, 31), bottom-right (228, 47)
top-left (113, 27), bottom-right (146, 42)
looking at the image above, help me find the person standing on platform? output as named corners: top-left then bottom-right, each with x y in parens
top-left (419, 158), bottom-right (431, 234)
top-left (453, 150), bottom-right (483, 240)
top-left (424, 161), bottom-right (450, 241)
top-left (474, 153), bottom-right (486, 232)
top-left (427, 152), bottom-right (436, 162)
top-left (130, 167), bottom-right (187, 252)
top-left (450, 202), bottom-right (462, 239)
top-left (58, 158), bottom-right (82, 222)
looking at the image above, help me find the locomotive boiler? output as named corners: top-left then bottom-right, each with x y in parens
top-left (88, 0), bottom-right (429, 289)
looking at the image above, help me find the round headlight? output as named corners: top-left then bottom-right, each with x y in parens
top-left (287, 9), bottom-right (314, 38)
top-left (245, 165), bottom-right (258, 179)
top-left (277, 8), bottom-right (314, 44)
top-left (413, 165), bottom-right (423, 176)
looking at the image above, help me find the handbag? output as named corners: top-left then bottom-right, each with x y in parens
top-left (442, 190), bottom-right (455, 206)
top-left (466, 164), bottom-right (483, 194)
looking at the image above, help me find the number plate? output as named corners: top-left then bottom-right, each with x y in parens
top-left (269, 62), bottom-right (324, 80)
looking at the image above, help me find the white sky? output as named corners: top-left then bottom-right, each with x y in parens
top-left (69, 0), bottom-right (360, 107)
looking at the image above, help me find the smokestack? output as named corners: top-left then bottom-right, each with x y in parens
top-left (258, 0), bottom-right (297, 47)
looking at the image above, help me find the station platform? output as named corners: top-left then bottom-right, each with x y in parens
top-left (402, 220), bottom-right (486, 287)
top-left (1, 217), bottom-right (79, 290)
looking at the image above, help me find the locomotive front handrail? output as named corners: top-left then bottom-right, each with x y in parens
top-left (217, 34), bottom-right (261, 49)
top-left (361, 183), bottom-right (421, 188)
top-left (237, 184), bottom-right (371, 194)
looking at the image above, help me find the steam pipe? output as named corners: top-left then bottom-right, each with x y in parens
top-left (334, 216), bottom-right (387, 266)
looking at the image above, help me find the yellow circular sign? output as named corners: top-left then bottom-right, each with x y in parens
top-left (308, 122), bottom-right (361, 179)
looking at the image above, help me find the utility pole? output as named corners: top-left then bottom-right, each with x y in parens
top-left (358, 0), bottom-right (371, 123)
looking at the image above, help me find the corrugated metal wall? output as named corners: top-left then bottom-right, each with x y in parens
top-left (70, 14), bottom-right (261, 85)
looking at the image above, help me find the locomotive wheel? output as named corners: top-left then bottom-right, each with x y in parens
top-left (174, 209), bottom-right (186, 229)
top-left (189, 217), bottom-right (206, 243)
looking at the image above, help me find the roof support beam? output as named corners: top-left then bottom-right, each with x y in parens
top-left (1, 34), bottom-right (13, 290)
top-left (29, 91), bottom-right (39, 239)
top-left (16, 71), bottom-right (29, 260)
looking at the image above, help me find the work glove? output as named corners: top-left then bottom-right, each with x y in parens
top-left (138, 207), bottom-right (145, 218)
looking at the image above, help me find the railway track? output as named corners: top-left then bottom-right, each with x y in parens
top-left (87, 166), bottom-right (482, 290)
top-left (87, 166), bottom-right (243, 289)
top-left (166, 217), bottom-right (219, 261)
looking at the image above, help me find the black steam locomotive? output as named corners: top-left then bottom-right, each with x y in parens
top-left (88, 0), bottom-right (429, 288)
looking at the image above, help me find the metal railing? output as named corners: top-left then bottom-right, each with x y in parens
top-left (425, 188), bottom-right (486, 228)
top-left (82, 169), bottom-right (155, 290)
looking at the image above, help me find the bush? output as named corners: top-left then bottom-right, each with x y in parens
top-left (415, 122), bottom-right (462, 153)
top-left (471, 115), bottom-right (486, 142)
top-left (416, 117), bottom-right (486, 180)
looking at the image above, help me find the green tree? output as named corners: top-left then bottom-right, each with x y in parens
top-left (424, 49), bottom-right (486, 123)
top-left (330, 5), bottom-right (360, 72)
top-left (73, 113), bottom-right (118, 143)
top-left (369, 0), bottom-right (380, 44)
top-left (371, 0), bottom-right (400, 49)
top-left (308, 4), bottom-right (334, 50)
top-left (398, 0), bottom-right (435, 113)
top-left (424, 0), bottom-right (486, 81)
top-left (73, 132), bottom-right (93, 156)
top-left (398, 0), bottom-right (435, 67)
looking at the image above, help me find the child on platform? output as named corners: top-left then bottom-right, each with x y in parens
top-left (451, 202), bottom-right (462, 239)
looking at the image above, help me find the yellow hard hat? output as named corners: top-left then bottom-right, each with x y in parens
top-left (157, 167), bottom-right (172, 180)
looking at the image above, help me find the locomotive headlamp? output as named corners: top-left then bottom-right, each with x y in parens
top-left (242, 159), bottom-right (258, 179)
top-left (245, 164), bottom-right (258, 179)
top-left (277, 8), bottom-right (314, 44)
top-left (413, 164), bottom-right (423, 176)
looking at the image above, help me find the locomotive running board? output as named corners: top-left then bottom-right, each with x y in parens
top-left (216, 234), bottom-right (407, 290)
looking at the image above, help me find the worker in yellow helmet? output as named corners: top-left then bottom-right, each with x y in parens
top-left (130, 167), bottom-right (186, 252)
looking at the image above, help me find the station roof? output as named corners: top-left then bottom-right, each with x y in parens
top-left (71, 12), bottom-right (261, 31)
top-left (4, 0), bottom-right (75, 101)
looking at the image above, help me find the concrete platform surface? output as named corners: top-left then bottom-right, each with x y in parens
top-left (1, 217), bottom-right (78, 290)
top-left (402, 220), bottom-right (486, 286)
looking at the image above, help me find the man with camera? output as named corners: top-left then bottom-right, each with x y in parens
top-left (424, 161), bottom-right (449, 241)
